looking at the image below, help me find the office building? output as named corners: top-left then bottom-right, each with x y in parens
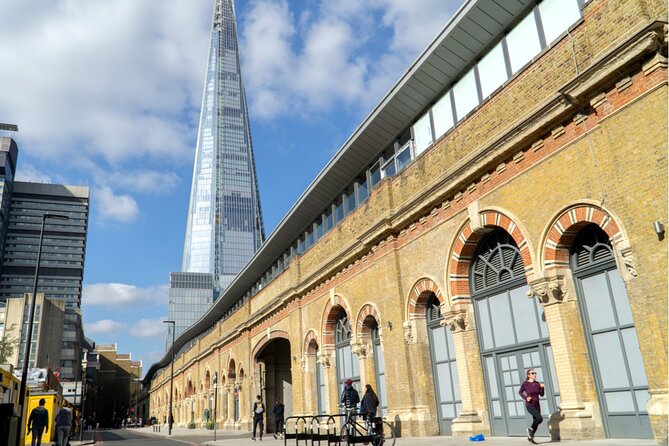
top-left (0, 181), bottom-right (89, 380)
top-left (168, 0), bottom-right (265, 343)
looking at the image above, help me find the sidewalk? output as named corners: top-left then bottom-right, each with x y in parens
top-left (134, 425), bottom-right (659, 446)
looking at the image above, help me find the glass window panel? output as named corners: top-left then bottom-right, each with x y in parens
top-left (478, 40), bottom-right (507, 98)
top-left (605, 391), bottom-right (635, 413)
top-left (413, 112), bottom-right (433, 155)
top-left (345, 190), bottom-right (356, 214)
top-left (492, 400), bottom-right (501, 417)
top-left (432, 91), bottom-right (454, 138)
top-left (357, 178), bottom-right (368, 203)
top-left (477, 299), bottom-right (494, 350)
top-left (608, 270), bottom-right (633, 326)
top-left (506, 11), bottom-right (542, 73)
top-left (489, 292), bottom-right (515, 347)
top-left (324, 210), bottom-right (333, 232)
top-left (621, 328), bottom-right (648, 386)
top-left (545, 345), bottom-right (560, 396)
top-left (452, 69), bottom-right (479, 120)
top-left (441, 403), bottom-right (455, 418)
top-left (396, 144), bottom-right (412, 172)
top-left (335, 201), bottom-right (344, 223)
top-left (369, 163), bottom-right (381, 187)
top-left (352, 353), bottom-right (360, 377)
top-left (592, 331), bottom-right (630, 389)
top-left (436, 363), bottom-right (453, 401)
top-left (451, 362), bottom-right (461, 400)
top-left (510, 286), bottom-right (540, 343)
top-left (538, 0), bottom-right (581, 44)
top-left (539, 400), bottom-right (549, 414)
top-left (507, 401), bottom-right (517, 416)
top-left (505, 386), bottom-right (515, 400)
top-left (485, 356), bottom-right (499, 398)
top-left (382, 159), bottom-right (396, 178)
top-left (635, 390), bottom-right (649, 413)
top-left (581, 273), bottom-right (617, 331)
top-left (432, 326), bottom-right (449, 362)
top-left (445, 329), bottom-right (456, 361)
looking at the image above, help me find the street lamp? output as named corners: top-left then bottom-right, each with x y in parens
top-left (131, 364), bottom-right (140, 426)
top-left (213, 371), bottom-right (218, 441)
top-left (79, 349), bottom-right (88, 442)
top-left (163, 320), bottom-right (176, 436)
top-left (16, 213), bottom-right (69, 446)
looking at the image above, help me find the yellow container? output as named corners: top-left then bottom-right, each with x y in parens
top-left (23, 391), bottom-right (62, 445)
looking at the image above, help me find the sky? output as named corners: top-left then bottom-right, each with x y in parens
top-left (0, 0), bottom-right (464, 376)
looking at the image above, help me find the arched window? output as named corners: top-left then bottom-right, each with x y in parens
top-left (571, 224), bottom-right (651, 438)
top-left (426, 293), bottom-right (461, 434)
top-left (335, 309), bottom-right (360, 394)
top-left (470, 229), bottom-right (558, 436)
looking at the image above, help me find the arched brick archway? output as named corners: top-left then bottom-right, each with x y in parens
top-left (303, 329), bottom-right (319, 355)
top-left (356, 303), bottom-right (381, 337)
top-left (407, 278), bottom-right (443, 321)
top-left (227, 359), bottom-right (236, 380)
top-left (542, 204), bottom-right (623, 270)
top-left (448, 210), bottom-right (533, 304)
top-left (252, 329), bottom-right (290, 360)
top-left (321, 294), bottom-right (352, 348)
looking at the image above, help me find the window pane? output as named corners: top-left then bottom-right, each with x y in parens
top-left (581, 273), bottom-right (617, 331)
top-left (485, 356), bottom-right (499, 398)
top-left (382, 159), bottom-right (396, 178)
top-left (593, 331), bottom-right (630, 389)
top-left (621, 328), bottom-right (648, 386)
top-left (452, 69), bottom-right (479, 120)
top-left (609, 270), bottom-right (633, 325)
top-left (335, 201), bottom-right (344, 223)
top-left (477, 299), bottom-right (494, 350)
top-left (451, 361), bottom-right (461, 400)
top-left (357, 178), bottom-right (368, 203)
top-left (436, 362), bottom-right (453, 401)
top-left (345, 190), bottom-right (356, 214)
top-left (510, 285), bottom-right (539, 343)
top-left (489, 292), bottom-right (515, 347)
top-left (432, 91), bottom-right (454, 138)
top-left (413, 112), bottom-right (433, 155)
top-left (538, 0), bottom-right (581, 44)
top-left (369, 162), bottom-right (381, 187)
top-left (396, 144), bottom-right (412, 172)
top-left (605, 391), bottom-right (635, 413)
top-left (635, 390), bottom-right (649, 413)
top-left (506, 11), bottom-right (542, 73)
top-left (324, 210), bottom-right (333, 232)
top-left (432, 326), bottom-right (449, 362)
top-left (478, 40), bottom-right (507, 98)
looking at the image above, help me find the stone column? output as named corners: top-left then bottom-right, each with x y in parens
top-left (224, 384), bottom-right (234, 428)
top-left (445, 304), bottom-right (491, 438)
top-left (351, 340), bottom-right (373, 387)
top-left (527, 270), bottom-right (604, 440)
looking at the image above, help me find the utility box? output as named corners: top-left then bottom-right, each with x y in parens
top-left (23, 391), bottom-right (62, 446)
top-left (1, 364), bottom-right (26, 446)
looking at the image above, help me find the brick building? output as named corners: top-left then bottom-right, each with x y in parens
top-left (145, 0), bottom-right (668, 442)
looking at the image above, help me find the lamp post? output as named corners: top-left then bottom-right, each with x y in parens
top-left (79, 349), bottom-right (88, 442)
top-left (213, 371), bottom-right (218, 441)
top-left (15, 213), bottom-right (69, 446)
top-left (163, 320), bottom-right (176, 436)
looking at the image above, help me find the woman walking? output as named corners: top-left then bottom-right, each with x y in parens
top-left (518, 369), bottom-right (544, 444)
top-left (360, 384), bottom-right (380, 433)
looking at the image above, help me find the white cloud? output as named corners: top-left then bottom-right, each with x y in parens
top-left (83, 283), bottom-right (168, 308)
top-left (14, 163), bottom-right (55, 184)
top-left (129, 318), bottom-right (167, 338)
top-left (0, 0), bottom-right (210, 165)
top-left (93, 186), bottom-right (139, 223)
top-left (106, 170), bottom-right (181, 194)
top-left (85, 319), bottom-right (128, 335)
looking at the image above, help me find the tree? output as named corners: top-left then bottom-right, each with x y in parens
top-left (0, 325), bottom-right (18, 364)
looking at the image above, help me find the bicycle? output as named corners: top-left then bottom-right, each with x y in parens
top-left (339, 409), bottom-right (395, 446)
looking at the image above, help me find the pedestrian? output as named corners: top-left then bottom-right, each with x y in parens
top-left (360, 384), bottom-right (379, 433)
top-left (340, 378), bottom-right (360, 436)
top-left (55, 405), bottom-right (72, 446)
top-left (251, 394), bottom-right (265, 441)
top-left (518, 369), bottom-right (545, 444)
top-left (27, 398), bottom-right (49, 446)
top-left (272, 399), bottom-right (285, 439)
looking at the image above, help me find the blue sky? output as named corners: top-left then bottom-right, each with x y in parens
top-left (0, 0), bottom-right (463, 375)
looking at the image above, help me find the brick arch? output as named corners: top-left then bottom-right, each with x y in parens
top-left (447, 210), bottom-right (533, 303)
top-left (303, 329), bottom-right (319, 355)
top-left (356, 303), bottom-right (381, 337)
top-left (227, 358), bottom-right (236, 380)
top-left (542, 204), bottom-right (623, 270)
top-left (407, 278), bottom-right (443, 321)
top-left (321, 294), bottom-right (353, 348)
top-left (252, 329), bottom-right (291, 360)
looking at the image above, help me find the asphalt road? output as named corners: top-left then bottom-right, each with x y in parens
top-left (93, 429), bottom-right (241, 445)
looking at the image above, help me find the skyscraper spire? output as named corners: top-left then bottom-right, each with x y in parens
top-left (181, 0), bottom-right (265, 296)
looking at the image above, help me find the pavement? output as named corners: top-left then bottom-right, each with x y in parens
top-left (125, 425), bottom-right (660, 446)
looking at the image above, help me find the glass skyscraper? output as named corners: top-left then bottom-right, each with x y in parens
top-left (168, 0), bottom-right (264, 345)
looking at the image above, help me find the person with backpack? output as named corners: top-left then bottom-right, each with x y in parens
top-left (251, 394), bottom-right (265, 441)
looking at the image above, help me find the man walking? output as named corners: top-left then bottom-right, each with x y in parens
top-left (55, 405), bottom-right (73, 446)
top-left (27, 398), bottom-right (49, 446)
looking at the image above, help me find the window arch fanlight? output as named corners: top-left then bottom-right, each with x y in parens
top-left (471, 229), bottom-right (526, 294)
top-left (426, 293), bottom-right (441, 324)
top-left (570, 224), bottom-right (614, 270)
top-left (335, 309), bottom-right (352, 345)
